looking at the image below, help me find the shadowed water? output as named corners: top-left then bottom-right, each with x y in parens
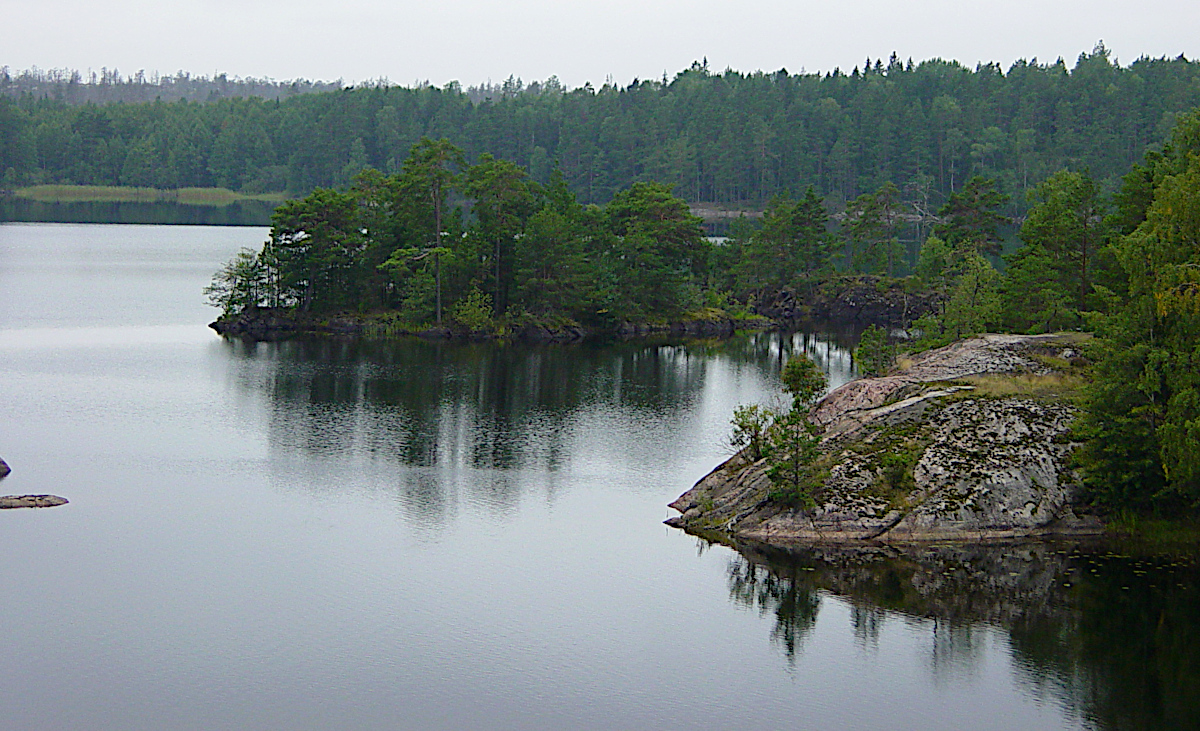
top-left (0, 222), bottom-right (1194, 730)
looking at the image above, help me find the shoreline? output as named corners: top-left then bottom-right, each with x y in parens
top-left (208, 307), bottom-right (775, 343)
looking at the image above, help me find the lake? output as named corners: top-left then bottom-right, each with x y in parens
top-left (0, 223), bottom-right (1195, 730)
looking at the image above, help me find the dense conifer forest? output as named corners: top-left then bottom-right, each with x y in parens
top-left (3, 45), bottom-right (1200, 213)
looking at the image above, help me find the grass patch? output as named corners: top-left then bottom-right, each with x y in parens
top-left (16, 185), bottom-right (287, 206)
top-left (1042, 331), bottom-right (1093, 346)
top-left (956, 372), bottom-right (1085, 400)
top-left (1106, 513), bottom-right (1200, 547)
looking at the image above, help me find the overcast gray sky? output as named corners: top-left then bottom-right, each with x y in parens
top-left (3, 0), bottom-right (1199, 87)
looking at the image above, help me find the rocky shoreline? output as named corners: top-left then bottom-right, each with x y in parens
top-left (209, 277), bottom-right (939, 343)
top-left (209, 306), bottom-right (772, 343)
top-left (667, 333), bottom-right (1104, 545)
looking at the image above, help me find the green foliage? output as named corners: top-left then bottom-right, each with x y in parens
top-left (842, 182), bottom-right (905, 275)
top-left (915, 235), bottom-right (952, 286)
top-left (8, 51), bottom-right (1200, 217)
top-left (264, 187), bottom-right (365, 312)
top-left (737, 187), bottom-right (833, 289)
top-left (765, 408), bottom-right (823, 509)
top-left (464, 153), bottom-right (540, 314)
top-left (205, 247), bottom-right (265, 316)
top-left (854, 325), bottom-right (895, 376)
top-left (879, 448), bottom-right (919, 494)
top-left (780, 354), bottom-right (827, 408)
top-left (933, 176), bottom-right (1011, 255)
top-left (913, 251), bottom-right (1002, 348)
top-left (450, 287), bottom-right (495, 331)
top-left (211, 139), bottom-right (726, 328)
top-left (1019, 169), bottom-right (1107, 313)
top-left (1077, 108), bottom-right (1200, 514)
top-left (1000, 243), bottom-right (1075, 333)
top-left (729, 404), bottom-right (777, 462)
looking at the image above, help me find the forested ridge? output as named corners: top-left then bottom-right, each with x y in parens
top-left (3, 45), bottom-right (1200, 213)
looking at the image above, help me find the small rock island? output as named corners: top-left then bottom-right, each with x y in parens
top-left (0, 457), bottom-right (69, 509)
top-left (667, 333), bottom-right (1103, 544)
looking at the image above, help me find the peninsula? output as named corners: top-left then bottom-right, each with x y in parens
top-left (667, 333), bottom-right (1103, 544)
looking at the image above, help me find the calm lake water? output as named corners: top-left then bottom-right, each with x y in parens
top-left (0, 223), bottom-right (1196, 731)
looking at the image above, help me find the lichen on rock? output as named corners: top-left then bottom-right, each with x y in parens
top-left (667, 333), bottom-right (1102, 544)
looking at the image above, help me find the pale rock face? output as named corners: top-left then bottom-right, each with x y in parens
top-left (667, 334), bottom-right (1103, 544)
top-left (0, 495), bottom-right (68, 509)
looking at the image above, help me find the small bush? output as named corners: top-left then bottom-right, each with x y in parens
top-left (854, 325), bottom-right (896, 377)
top-left (451, 288), bottom-right (495, 331)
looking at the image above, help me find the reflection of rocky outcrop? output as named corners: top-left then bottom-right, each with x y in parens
top-left (731, 541), bottom-right (1075, 630)
top-left (668, 334), bottom-right (1103, 543)
top-left (721, 538), bottom-right (1200, 731)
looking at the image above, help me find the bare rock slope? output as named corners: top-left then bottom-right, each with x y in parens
top-left (667, 334), bottom-right (1103, 544)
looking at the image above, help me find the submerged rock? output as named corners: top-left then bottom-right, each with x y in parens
top-left (0, 495), bottom-right (68, 509)
top-left (667, 333), bottom-right (1103, 544)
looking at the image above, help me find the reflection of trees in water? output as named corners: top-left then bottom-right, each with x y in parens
top-left (221, 332), bottom-right (857, 469)
top-left (726, 557), bottom-right (821, 662)
top-left (721, 540), bottom-right (1200, 731)
top-left (218, 332), bottom-right (856, 524)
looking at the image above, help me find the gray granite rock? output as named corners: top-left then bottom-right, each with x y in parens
top-left (667, 334), bottom-right (1103, 544)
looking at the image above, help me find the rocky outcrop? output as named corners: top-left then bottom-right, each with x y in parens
top-left (755, 277), bottom-right (941, 327)
top-left (0, 456), bottom-right (9, 478)
top-left (667, 333), bottom-right (1103, 544)
top-left (0, 495), bottom-right (68, 509)
top-left (209, 307), bottom-right (365, 339)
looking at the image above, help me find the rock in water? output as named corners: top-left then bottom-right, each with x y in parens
top-left (0, 457), bottom-right (8, 478)
top-left (0, 495), bottom-right (68, 509)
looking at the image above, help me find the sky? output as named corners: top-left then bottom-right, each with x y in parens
top-left (3, 0), bottom-right (1199, 88)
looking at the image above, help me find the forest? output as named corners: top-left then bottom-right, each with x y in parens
top-left (3, 44), bottom-right (1200, 217)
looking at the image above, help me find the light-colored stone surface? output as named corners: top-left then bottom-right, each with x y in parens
top-left (666, 333), bottom-right (1102, 544)
top-left (0, 495), bottom-right (69, 509)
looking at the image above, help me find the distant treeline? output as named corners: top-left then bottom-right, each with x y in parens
top-left (3, 45), bottom-right (1200, 212)
top-left (0, 67), bottom-right (342, 105)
